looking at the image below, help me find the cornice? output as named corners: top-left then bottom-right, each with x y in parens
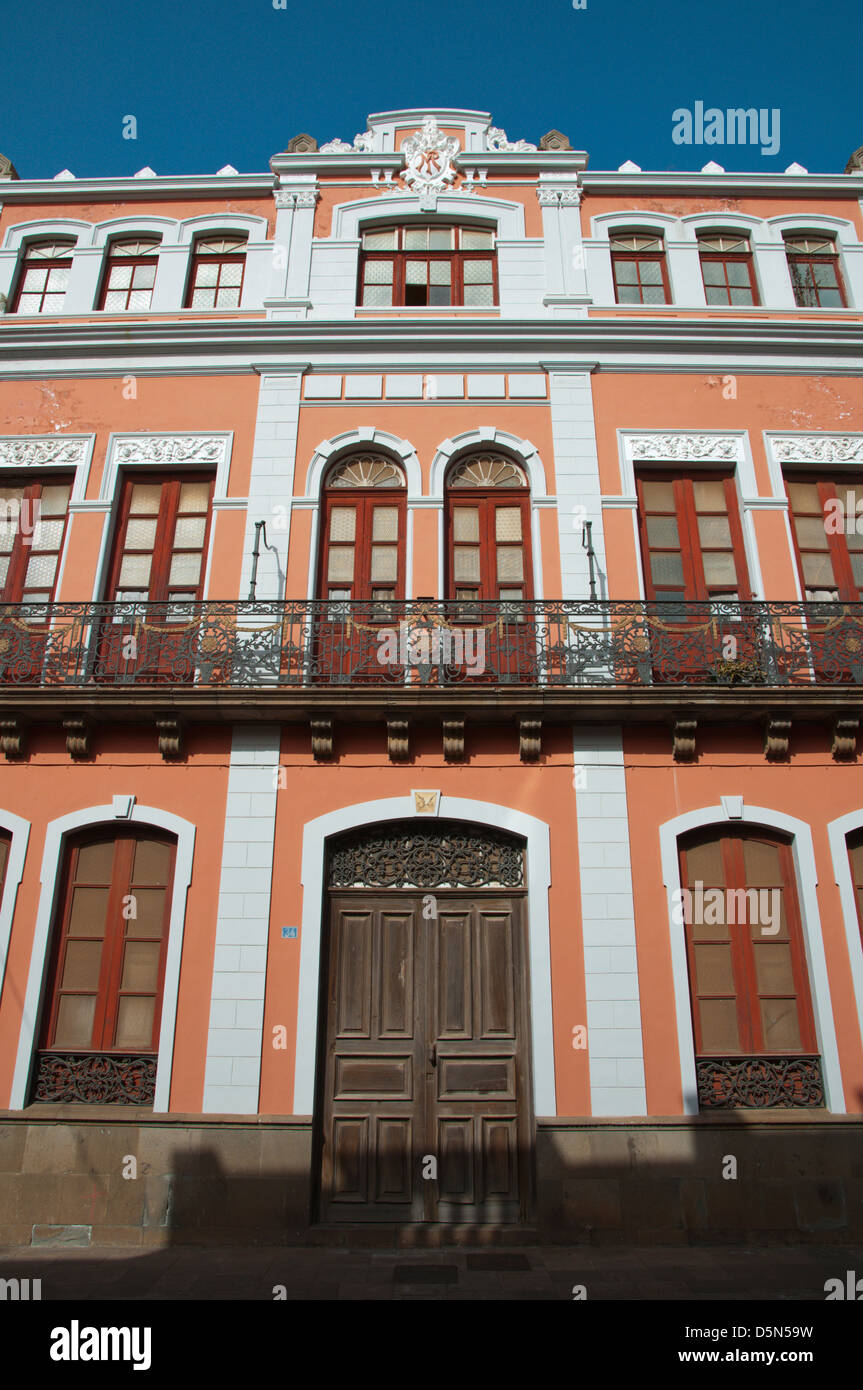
top-left (0, 174), bottom-right (275, 202)
top-left (581, 171), bottom-right (863, 198)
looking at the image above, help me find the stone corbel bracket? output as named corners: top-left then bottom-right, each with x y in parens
top-left (832, 715), bottom-right (859, 762)
top-left (311, 716), bottom-right (334, 761)
top-left (443, 715), bottom-right (465, 763)
top-left (155, 713), bottom-right (184, 761)
top-left (0, 714), bottom-right (25, 759)
top-left (63, 713), bottom-right (91, 760)
top-left (764, 716), bottom-right (791, 762)
top-left (672, 717), bottom-right (697, 763)
top-left (387, 717), bottom-right (410, 763)
top-left (518, 717), bottom-right (541, 762)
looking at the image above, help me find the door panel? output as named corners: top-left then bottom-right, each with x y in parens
top-left (317, 892), bottom-right (531, 1224)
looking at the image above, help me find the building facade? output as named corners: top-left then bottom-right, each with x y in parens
top-left (0, 109), bottom-right (862, 1246)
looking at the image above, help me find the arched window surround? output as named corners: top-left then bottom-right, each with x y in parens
top-left (659, 803), bottom-right (844, 1114)
top-left (0, 807), bottom-right (31, 1004)
top-left (826, 809), bottom-right (863, 1044)
top-left (9, 802), bottom-right (195, 1112)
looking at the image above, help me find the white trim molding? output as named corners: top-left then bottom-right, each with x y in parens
top-left (100, 431), bottom-right (233, 501)
top-left (658, 803), bottom-right (845, 1115)
top-left (294, 795), bottom-right (555, 1116)
top-left (304, 427), bottom-right (421, 499)
top-left (0, 807), bottom-right (31, 1006)
top-left (826, 810), bottom-right (863, 1044)
top-left (0, 434), bottom-right (95, 502)
top-left (331, 192), bottom-right (526, 242)
top-left (9, 802), bottom-right (195, 1112)
top-left (765, 432), bottom-right (863, 498)
top-left (429, 428), bottom-right (548, 500)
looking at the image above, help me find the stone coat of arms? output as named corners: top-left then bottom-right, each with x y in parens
top-left (400, 118), bottom-right (461, 205)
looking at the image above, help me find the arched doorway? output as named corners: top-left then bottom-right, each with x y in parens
top-left (314, 820), bottom-right (534, 1224)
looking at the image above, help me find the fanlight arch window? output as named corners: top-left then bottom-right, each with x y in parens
top-left (34, 828), bottom-right (177, 1104)
top-left (445, 452), bottom-right (532, 606)
top-left (317, 453), bottom-right (407, 604)
top-left (11, 239), bottom-right (76, 314)
top-left (678, 827), bottom-right (822, 1109)
top-left (99, 237), bottom-right (162, 311)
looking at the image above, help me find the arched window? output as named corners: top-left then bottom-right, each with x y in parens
top-left (783, 233), bottom-right (846, 308)
top-left (184, 233), bottom-right (247, 308)
top-left (358, 225), bottom-right (497, 307)
top-left (679, 828), bottom-right (821, 1108)
top-left (98, 237), bottom-right (162, 311)
top-left (445, 453), bottom-right (532, 608)
top-left (11, 239), bottom-right (76, 314)
top-left (609, 230), bottom-right (670, 304)
top-left (34, 829), bottom-right (176, 1103)
top-left (317, 453), bottom-right (407, 605)
top-left (696, 231), bottom-right (759, 305)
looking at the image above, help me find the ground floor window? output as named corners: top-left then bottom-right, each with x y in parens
top-left (32, 829), bottom-right (175, 1104)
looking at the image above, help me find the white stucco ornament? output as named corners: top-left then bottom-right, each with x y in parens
top-left (400, 118), bottom-right (461, 202)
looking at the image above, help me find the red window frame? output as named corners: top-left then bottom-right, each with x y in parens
top-left (636, 471), bottom-right (751, 602)
top-left (184, 240), bottom-right (246, 309)
top-left (444, 488), bottom-right (534, 605)
top-left (39, 831), bottom-right (175, 1055)
top-left (98, 240), bottom-right (161, 311)
top-left (679, 829), bottom-right (818, 1057)
top-left (785, 473), bottom-right (863, 601)
top-left (0, 475), bottom-right (73, 603)
top-left (697, 235), bottom-right (759, 306)
top-left (610, 235), bottom-right (670, 305)
top-left (785, 238), bottom-right (847, 308)
top-left (317, 488), bottom-right (407, 605)
top-left (358, 226), bottom-right (498, 307)
top-left (11, 241), bottom-right (74, 313)
top-left (847, 833), bottom-right (863, 951)
top-left (105, 471), bottom-right (215, 605)
top-left (0, 833), bottom-right (10, 905)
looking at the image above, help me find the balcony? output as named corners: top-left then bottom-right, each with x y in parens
top-left (0, 599), bottom-right (860, 753)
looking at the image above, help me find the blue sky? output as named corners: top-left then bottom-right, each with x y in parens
top-left (3, 0), bottom-right (860, 179)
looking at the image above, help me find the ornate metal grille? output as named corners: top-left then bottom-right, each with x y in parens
top-left (327, 821), bottom-right (525, 889)
top-left (696, 1055), bottom-right (824, 1109)
top-left (32, 1051), bottom-right (157, 1105)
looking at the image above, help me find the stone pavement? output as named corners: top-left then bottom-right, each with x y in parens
top-left (1, 1242), bottom-right (861, 1300)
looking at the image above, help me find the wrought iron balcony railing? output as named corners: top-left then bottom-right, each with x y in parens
top-left (0, 597), bottom-right (862, 689)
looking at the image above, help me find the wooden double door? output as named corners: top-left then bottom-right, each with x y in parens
top-left (316, 891), bottom-right (533, 1224)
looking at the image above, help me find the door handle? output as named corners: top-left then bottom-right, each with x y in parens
top-left (429, 1042), bottom-right (437, 1068)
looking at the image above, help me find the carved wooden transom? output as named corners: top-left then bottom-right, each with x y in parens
top-left (447, 453), bottom-right (528, 488)
top-left (327, 820), bottom-right (525, 888)
top-left (326, 453), bottom-right (406, 488)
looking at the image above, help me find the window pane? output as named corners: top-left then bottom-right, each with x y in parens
top-left (651, 552), bottom-right (685, 585)
top-left (45, 268), bottom-right (70, 292)
top-left (613, 259), bottom-right (639, 284)
top-left (121, 941), bottom-right (162, 992)
top-left (125, 888), bottom-right (168, 937)
top-left (694, 943), bottom-right (735, 993)
top-left (794, 516), bottom-right (829, 549)
top-left (215, 286), bottom-right (241, 307)
top-left (639, 261), bottom-right (663, 285)
top-left (363, 230), bottom-right (397, 249)
top-left (802, 552), bottom-right (835, 586)
top-left (61, 940), bottom-right (104, 991)
top-left (24, 552), bottom-right (57, 588)
top-left (453, 508), bottom-right (479, 543)
top-left (428, 228), bottom-right (453, 249)
top-left (701, 262), bottom-right (726, 286)
top-left (219, 262), bottom-right (243, 288)
top-left (741, 839), bottom-right (781, 885)
top-left (753, 942), bottom-right (795, 994)
top-left (76, 842), bottom-right (114, 882)
top-left (168, 552), bottom-right (201, 587)
top-left (363, 261), bottom-right (393, 284)
top-left (760, 999), bottom-right (801, 1051)
top-left (697, 516), bottom-right (732, 548)
top-left (108, 265), bottom-right (133, 289)
top-left (195, 263), bottom-right (219, 287)
top-left (372, 507), bottom-right (398, 542)
top-left (127, 290), bottom-right (153, 311)
top-left (705, 285), bottom-right (730, 305)
top-left (173, 516), bottom-right (207, 549)
top-left (786, 482), bottom-right (821, 512)
top-left (404, 228), bottom-right (428, 249)
top-left (362, 284), bottom-right (392, 306)
top-left (693, 481), bottom-right (728, 511)
top-left (327, 547), bottom-right (354, 581)
top-left (495, 508), bottom-right (522, 543)
top-left (191, 288), bottom-right (215, 308)
top-left (130, 484), bottom-right (163, 515)
top-left (124, 518), bottom-right (158, 550)
top-left (461, 228), bottom-right (493, 249)
top-left (370, 545), bottom-right (397, 582)
top-left (497, 548), bottom-right (524, 581)
top-left (641, 283), bottom-right (666, 303)
top-left (646, 516), bottom-right (680, 547)
top-left (463, 284), bottom-right (494, 305)
top-left (103, 291), bottom-right (128, 310)
top-left (17, 294), bottom-right (43, 312)
top-left (329, 507), bottom-right (356, 542)
top-left (132, 839), bottom-right (172, 885)
top-left (685, 838), bottom-right (725, 884)
top-left (454, 547), bottom-right (480, 582)
top-left (429, 261), bottom-right (451, 285)
top-left (464, 259), bottom-right (493, 284)
top-left (726, 262), bottom-right (750, 287)
top-left (54, 994), bottom-right (96, 1048)
top-left (702, 552), bottom-right (737, 586)
top-left (114, 995), bottom-right (156, 1049)
top-left (699, 998), bottom-right (740, 1052)
top-left (641, 481), bottom-right (675, 509)
top-left (119, 554), bottom-right (152, 588)
top-left (22, 268), bottom-right (48, 291)
top-left (177, 482), bottom-right (211, 513)
top-left (615, 284), bottom-right (642, 304)
top-left (405, 261), bottom-right (427, 285)
top-left (30, 518), bottom-right (64, 552)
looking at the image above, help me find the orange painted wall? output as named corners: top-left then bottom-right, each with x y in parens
top-left (0, 725), bottom-right (232, 1111)
top-left (0, 198), bottom-right (276, 240)
top-left (582, 194), bottom-right (863, 240)
top-left (625, 724), bottom-right (863, 1115)
top-left (592, 372), bottom-right (863, 600)
top-left (257, 723), bottom-right (590, 1118)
